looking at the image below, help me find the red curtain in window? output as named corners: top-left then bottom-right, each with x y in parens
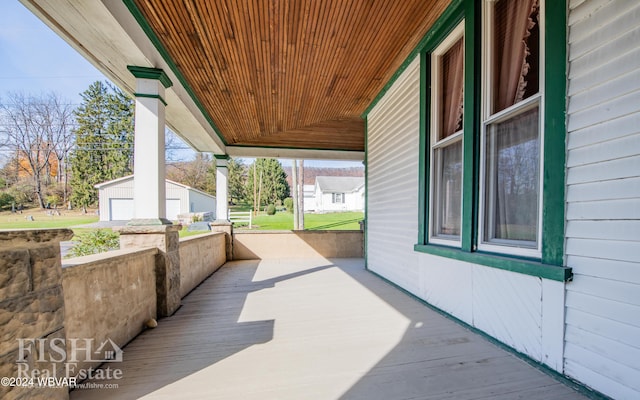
top-left (441, 38), bottom-right (464, 140)
top-left (493, 0), bottom-right (539, 113)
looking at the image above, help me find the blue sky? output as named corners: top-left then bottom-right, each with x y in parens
top-left (0, 2), bottom-right (105, 103)
top-left (0, 2), bottom-right (361, 168)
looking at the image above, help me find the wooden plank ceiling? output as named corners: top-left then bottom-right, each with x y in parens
top-left (132, 0), bottom-right (449, 152)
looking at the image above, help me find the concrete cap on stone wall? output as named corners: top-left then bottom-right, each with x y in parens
top-left (0, 228), bottom-right (73, 249)
top-left (114, 224), bottom-right (182, 234)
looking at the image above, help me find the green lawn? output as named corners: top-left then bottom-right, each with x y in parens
top-left (0, 212), bottom-right (99, 230)
top-left (243, 211), bottom-right (364, 231)
top-left (0, 207), bottom-right (363, 232)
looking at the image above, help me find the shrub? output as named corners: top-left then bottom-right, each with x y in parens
top-left (266, 204), bottom-right (276, 215)
top-left (0, 192), bottom-right (16, 210)
top-left (46, 194), bottom-right (61, 208)
top-left (283, 197), bottom-right (293, 213)
top-left (67, 230), bottom-right (120, 258)
top-left (8, 181), bottom-right (34, 205)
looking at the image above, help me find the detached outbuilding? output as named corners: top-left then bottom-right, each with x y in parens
top-left (95, 175), bottom-right (216, 222)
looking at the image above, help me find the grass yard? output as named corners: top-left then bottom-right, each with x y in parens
top-left (0, 209), bottom-right (99, 230)
top-left (0, 207), bottom-right (363, 233)
top-left (243, 211), bottom-right (364, 230)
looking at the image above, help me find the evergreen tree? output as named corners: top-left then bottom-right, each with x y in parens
top-left (227, 158), bottom-right (247, 204)
top-left (69, 81), bottom-right (134, 210)
top-left (246, 158), bottom-right (289, 209)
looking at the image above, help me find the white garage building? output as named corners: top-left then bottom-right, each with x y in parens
top-left (95, 175), bottom-right (216, 222)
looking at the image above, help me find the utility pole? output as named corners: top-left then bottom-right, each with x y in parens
top-left (298, 159), bottom-right (304, 230)
top-left (292, 159), bottom-right (299, 230)
top-left (257, 169), bottom-right (263, 214)
top-left (253, 163), bottom-right (257, 215)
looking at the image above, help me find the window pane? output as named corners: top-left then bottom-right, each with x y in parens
top-left (434, 140), bottom-right (462, 237)
top-left (440, 38), bottom-right (464, 140)
top-left (492, 0), bottom-right (540, 114)
top-left (484, 106), bottom-right (539, 245)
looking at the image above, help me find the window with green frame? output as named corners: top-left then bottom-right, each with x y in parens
top-left (414, 0), bottom-right (571, 282)
top-left (429, 22), bottom-right (465, 246)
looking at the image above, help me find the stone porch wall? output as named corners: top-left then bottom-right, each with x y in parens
top-left (0, 229), bottom-right (73, 400)
top-left (179, 232), bottom-right (226, 297)
top-left (233, 231), bottom-right (364, 260)
top-left (62, 248), bottom-right (158, 374)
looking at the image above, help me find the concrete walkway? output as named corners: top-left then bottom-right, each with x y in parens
top-left (70, 258), bottom-right (587, 400)
top-left (71, 220), bottom-right (128, 229)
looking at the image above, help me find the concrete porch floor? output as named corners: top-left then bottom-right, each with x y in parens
top-left (70, 258), bottom-right (587, 400)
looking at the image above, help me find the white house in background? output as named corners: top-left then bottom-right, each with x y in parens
top-left (95, 175), bottom-right (216, 221)
top-left (314, 176), bottom-right (364, 212)
top-left (303, 184), bottom-right (316, 212)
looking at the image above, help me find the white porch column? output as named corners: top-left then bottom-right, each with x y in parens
top-left (214, 154), bottom-right (229, 221)
top-left (127, 66), bottom-right (173, 225)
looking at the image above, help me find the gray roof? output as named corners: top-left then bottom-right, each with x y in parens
top-left (315, 176), bottom-right (364, 193)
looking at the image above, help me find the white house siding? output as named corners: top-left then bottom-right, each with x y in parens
top-left (316, 192), bottom-right (363, 212)
top-left (367, 58), bottom-right (565, 368)
top-left (367, 57), bottom-right (421, 294)
top-left (189, 190), bottom-right (216, 218)
top-left (166, 182), bottom-right (189, 217)
top-left (303, 184), bottom-right (315, 211)
top-left (320, 193), bottom-right (346, 212)
top-left (565, 1), bottom-right (640, 398)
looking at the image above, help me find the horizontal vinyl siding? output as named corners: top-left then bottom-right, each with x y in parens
top-left (189, 191), bottom-right (216, 213)
top-left (166, 182), bottom-right (189, 213)
top-left (471, 267), bottom-right (543, 361)
top-left (366, 51), bottom-right (553, 365)
top-left (566, 1), bottom-right (640, 398)
top-left (367, 57), bottom-right (420, 294)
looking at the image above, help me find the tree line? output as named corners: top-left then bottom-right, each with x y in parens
top-left (0, 81), bottom-right (290, 212)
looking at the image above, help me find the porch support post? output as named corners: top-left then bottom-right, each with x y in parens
top-left (211, 154), bottom-right (233, 261)
top-left (214, 155), bottom-right (230, 221)
top-left (118, 67), bottom-right (181, 318)
top-left (127, 65), bottom-right (173, 225)
top-left (116, 225), bottom-right (182, 318)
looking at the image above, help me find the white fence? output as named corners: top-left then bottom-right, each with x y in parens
top-left (228, 210), bottom-right (252, 228)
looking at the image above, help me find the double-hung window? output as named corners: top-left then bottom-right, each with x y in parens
top-left (430, 23), bottom-right (464, 245)
top-left (480, 0), bottom-right (542, 257)
top-left (414, 0), bottom-right (569, 279)
top-left (332, 192), bottom-right (345, 204)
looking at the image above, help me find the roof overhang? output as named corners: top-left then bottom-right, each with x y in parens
top-left (21, 0), bottom-right (226, 154)
top-left (21, 0), bottom-right (450, 160)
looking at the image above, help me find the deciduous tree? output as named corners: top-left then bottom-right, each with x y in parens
top-left (166, 153), bottom-right (215, 194)
top-left (0, 92), bottom-right (74, 208)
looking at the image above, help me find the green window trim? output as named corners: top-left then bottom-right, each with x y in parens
top-left (414, 244), bottom-right (571, 282)
top-left (414, 0), bottom-right (570, 282)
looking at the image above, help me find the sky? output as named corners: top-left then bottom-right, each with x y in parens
top-left (0, 2), bottom-right (361, 169)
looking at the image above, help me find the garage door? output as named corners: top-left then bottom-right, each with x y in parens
top-left (108, 198), bottom-right (182, 221)
top-left (109, 198), bottom-right (134, 221)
